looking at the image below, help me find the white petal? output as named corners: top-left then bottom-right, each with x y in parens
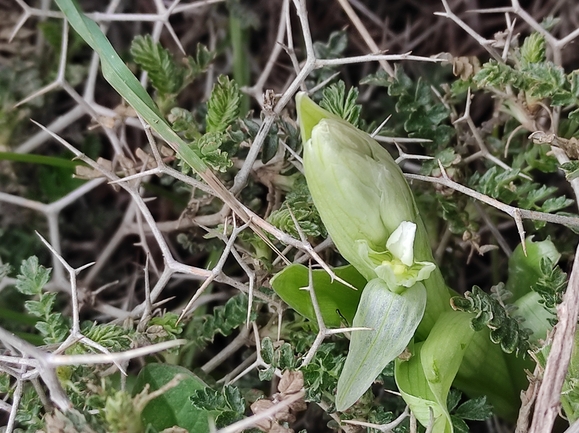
top-left (386, 221), bottom-right (416, 266)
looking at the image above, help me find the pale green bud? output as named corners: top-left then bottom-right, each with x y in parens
top-left (298, 92), bottom-right (420, 283)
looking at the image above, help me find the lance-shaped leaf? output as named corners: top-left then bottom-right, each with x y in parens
top-left (335, 279), bottom-right (426, 411)
top-left (396, 311), bottom-right (476, 433)
top-left (270, 264), bottom-right (366, 328)
top-left (452, 326), bottom-right (522, 421)
top-left (395, 341), bottom-right (451, 433)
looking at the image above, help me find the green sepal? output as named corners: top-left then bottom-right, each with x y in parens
top-left (296, 91), bottom-right (341, 142)
top-left (336, 279), bottom-right (426, 411)
top-left (270, 264), bottom-right (366, 328)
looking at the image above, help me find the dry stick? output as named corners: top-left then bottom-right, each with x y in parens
top-left (405, 173), bottom-right (579, 229)
top-left (335, 0), bottom-right (394, 77)
top-left (201, 326), bottom-right (251, 374)
top-left (5, 377), bottom-right (23, 433)
top-left (226, 323), bottom-right (282, 385)
top-left (529, 246), bottom-right (579, 433)
top-left (216, 390), bottom-right (306, 433)
top-left (515, 362), bottom-right (541, 433)
top-left (0, 326), bottom-right (70, 411)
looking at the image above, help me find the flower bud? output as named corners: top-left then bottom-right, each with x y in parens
top-left (297, 92), bottom-right (452, 411)
top-left (298, 92), bottom-right (420, 283)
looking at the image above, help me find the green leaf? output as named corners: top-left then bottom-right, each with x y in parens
top-left (395, 341), bottom-right (452, 433)
top-left (223, 386), bottom-right (245, 414)
top-left (561, 161), bottom-right (579, 181)
top-left (206, 75), bottom-right (241, 133)
top-left (313, 31), bottom-right (348, 59)
top-left (82, 322), bottom-right (132, 351)
top-left (25, 293), bottom-right (56, 318)
top-left (0, 151), bottom-right (85, 169)
top-left (446, 389), bottom-right (462, 413)
top-left (16, 256), bottom-right (51, 296)
top-left (301, 343), bottom-right (345, 403)
top-left (190, 385), bottom-right (246, 428)
top-left (453, 327), bottom-right (522, 421)
top-left (270, 264), bottom-right (366, 328)
top-left (35, 312), bottom-right (69, 344)
top-left (532, 257), bottom-right (567, 310)
top-left (541, 196), bottom-right (574, 213)
top-left (187, 293), bottom-right (254, 348)
top-left (149, 312), bottom-right (184, 340)
top-left (420, 312), bottom-right (476, 419)
top-left (192, 131), bottom-right (233, 172)
top-left (451, 284), bottom-right (532, 355)
top-left (190, 388), bottom-right (223, 411)
top-left (130, 35), bottom-right (185, 95)
top-left (450, 415), bottom-right (469, 433)
top-left (561, 330), bottom-right (579, 422)
top-left (520, 33), bottom-right (546, 65)
top-left (133, 364), bottom-right (210, 433)
top-left (169, 107), bottom-right (200, 140)
top-left (278, 343), bottom-right (295, 369)
top-left (261, 336), bottom-right (275, 364)
top-left (267, 176), bottom-right (327, 238)
top-left (320, 81), bottom-right (362, 127)
top-left (188, 43), bottom-right (214, 78)
top-left (259, 365), bottom-right (275, 381)
top-left (336, 280), bottom-right (427, 411)
top-left (454, 396), bottom-right (493, 421)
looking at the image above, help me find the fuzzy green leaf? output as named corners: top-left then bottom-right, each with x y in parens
top-left (313, 31), bottom-right (348, 59)
top-left (190, 385), bottom-right (245, 428)
top-left (206, 75), bottom-right (241, 133)
top-left (268, 177), bottom-right (327, 238)
top-left (149, 312), bottom-right (184, 340)
top-left (520, 33), bottom-right (546, 65)
top-left (35, 312), bottom-right (69, 344)
top-left (25, 293), bottom-right (56, 318)
top-left (130, 35), bottom-right (185, 95)
top-left (451, 284), bottom-right (532, 355)
top-left (320, 81), bottom-right (362, 127)
top-left (81, 323), bottom-right (132, 352)
top-left (533, 257), bottom-right (567, 310)
top-left (188, 43), bottom-right (214, 77)
top-left (16, 256), bottom-right (51, 296)
top-left (187, 293), bottom-right (254, 349)
top-left (261, 337), bottom-right (275, 364)
top-left (192, 131), bottom-right (233, 172)
top-left (169, 107), bottom-right (200, 140)
top-left (561, 161), bottom-right (579, 180)
top-left (301, 343), bottom-right (345, 403)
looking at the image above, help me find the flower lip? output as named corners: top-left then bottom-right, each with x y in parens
top-left (357, 221), bottom-right (436, 291)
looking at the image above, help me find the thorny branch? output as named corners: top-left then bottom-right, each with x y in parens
top-left (3, 0), bottom-right (579, 432)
